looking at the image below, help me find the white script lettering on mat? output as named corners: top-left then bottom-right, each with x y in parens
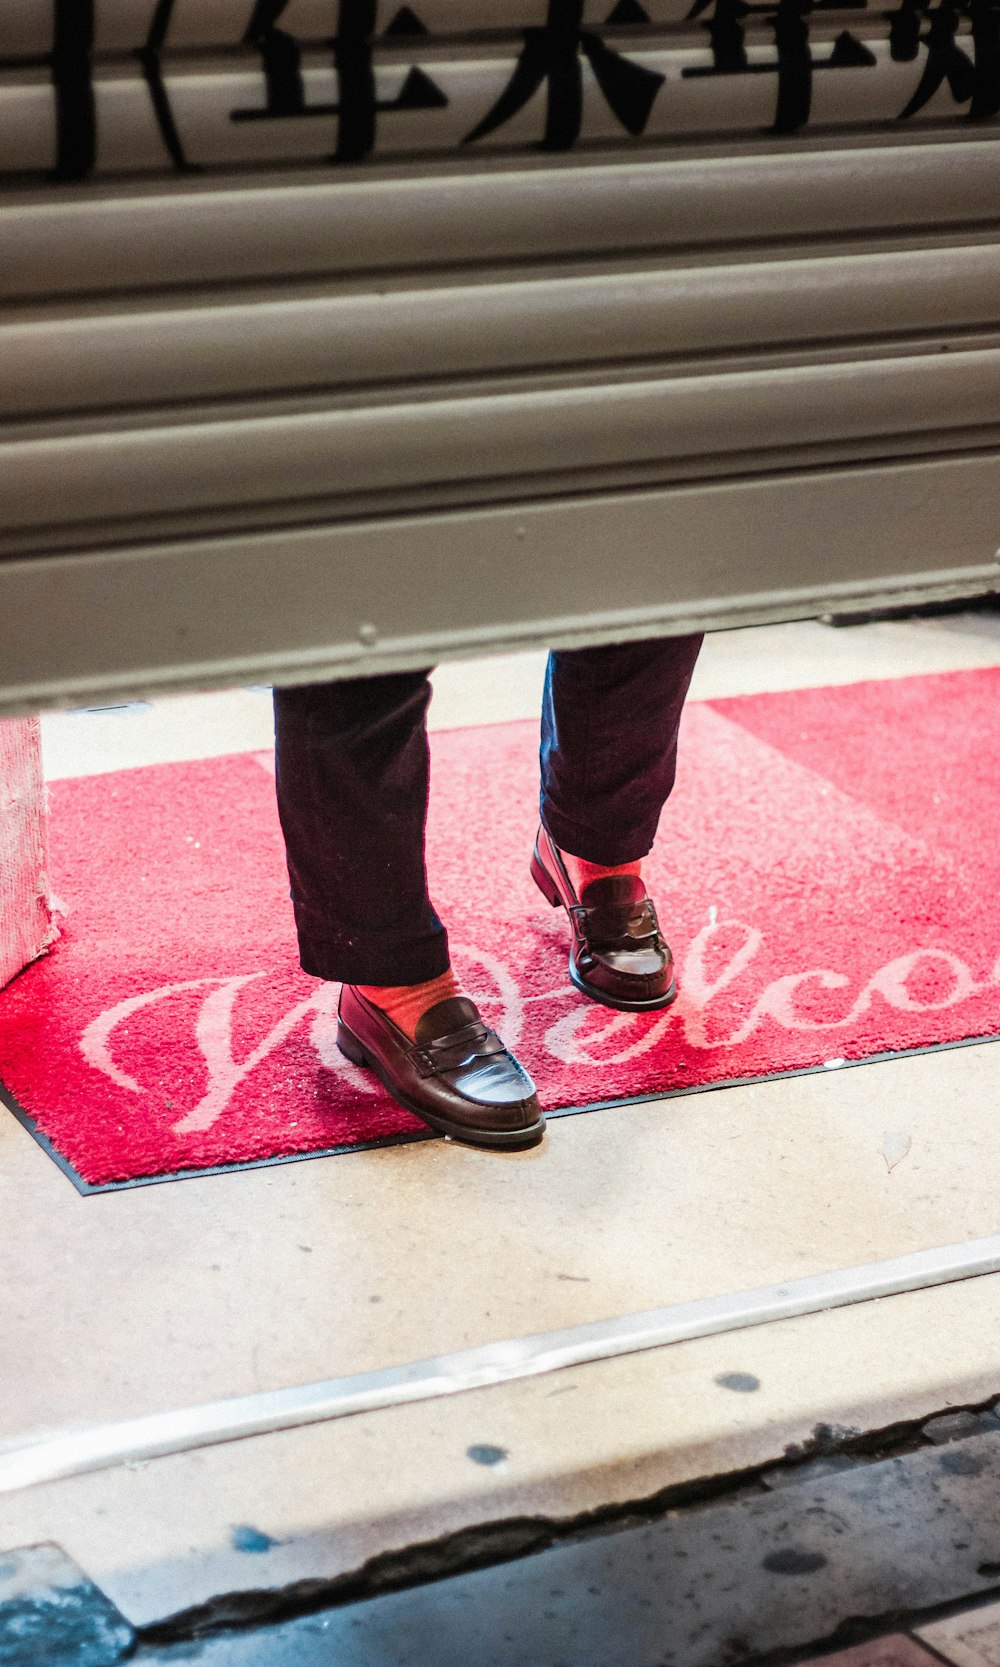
top-left (78, 924), bottom-right (998, 1135)
top-left (544, 920), bottom-right (996, 1067)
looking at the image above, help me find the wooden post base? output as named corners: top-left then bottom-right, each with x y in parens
top-left (0, 716), bottom-right (56, 991)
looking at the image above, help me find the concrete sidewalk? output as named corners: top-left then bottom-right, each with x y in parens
top-left (3, 609), bottom-right (1000, 1647)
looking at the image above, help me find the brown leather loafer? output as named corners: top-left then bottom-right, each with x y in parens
top-left (530, 824), bottom-right (677, 1013)
top-left (336, 986), bottom-right (545, 1149)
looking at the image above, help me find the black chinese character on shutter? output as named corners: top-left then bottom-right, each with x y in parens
top-left (233, 0), bottom-right (447, 164)
top-left (48, 0), bottom-right (197, 181)
top-left (50, 0), bottom-right (96, 181)
top-left (464, 0), bottom-right (666, 150)
top-left (887, 0), bottom-right (1000, 119)
top-left (139, 0), bottom-right (199, 171)
top-left (683, 0), bottom-right (876, 133)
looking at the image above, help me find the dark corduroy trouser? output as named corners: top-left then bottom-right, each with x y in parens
top-left (273, 633), bottom-right (703, 986)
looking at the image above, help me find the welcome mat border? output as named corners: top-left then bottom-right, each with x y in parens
top-left (5, 1028), bottom-right (1000, 1197)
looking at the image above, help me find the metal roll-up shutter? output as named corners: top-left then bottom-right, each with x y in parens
top-left (2, 1), bottom-right (1000, 712)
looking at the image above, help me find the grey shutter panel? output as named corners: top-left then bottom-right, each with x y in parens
top-left (2, 1), bottom-right (999, 711)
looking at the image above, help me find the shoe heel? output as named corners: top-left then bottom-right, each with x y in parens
top-left (336, 1023), bottom-right (371, 1069)
top-left (530, 849), bottom-right (562, 907)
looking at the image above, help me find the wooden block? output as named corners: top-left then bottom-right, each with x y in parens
top-left (0, 716), bottom-right (55, 990)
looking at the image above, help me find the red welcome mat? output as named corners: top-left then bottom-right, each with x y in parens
top-left (2, 667), bottom-right (999, 1192)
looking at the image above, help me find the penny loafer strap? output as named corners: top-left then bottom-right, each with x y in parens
top-left (569, 898), bottom-right (663, 952)
top-left (411, 1021), bottom-right (508, 1078)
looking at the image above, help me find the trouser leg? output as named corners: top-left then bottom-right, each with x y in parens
top-left (539, 634), bottom-right (704, 866)
top-left (272, 671), bottom-right (450, 985)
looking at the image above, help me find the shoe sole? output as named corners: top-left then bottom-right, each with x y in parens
top-left (568, 966), bottom-right (678, 1013)
top-left (336, 1021), bottom-right (546, 1150)
top-left (531, 846), bottom-right (679, 1014)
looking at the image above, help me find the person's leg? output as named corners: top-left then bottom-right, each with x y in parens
top-left (540, 633), bottom-right (704, 871)
top-left (273, 672), bottom-right (544, 1146)
top-left (273, 671), bottom-right (454, 1016)
top-left (532, 633), bottom-right (703, 1011)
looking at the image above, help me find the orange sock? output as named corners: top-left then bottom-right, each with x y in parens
top-left (560, 849), bottom-right (643, 897)
top-left (356, 967), bottom-right (463, 1040)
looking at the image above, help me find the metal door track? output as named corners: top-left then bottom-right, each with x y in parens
top-left (4, 1233), bottom-right (1000, 1496)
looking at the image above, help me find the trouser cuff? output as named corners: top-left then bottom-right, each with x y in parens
top-left (295, 920), bottom-right (451, 986)
top-left (539, 809), bottom-right (657, 869)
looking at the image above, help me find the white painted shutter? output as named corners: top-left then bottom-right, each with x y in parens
top-left (2, 2), bottom-right (999, 710)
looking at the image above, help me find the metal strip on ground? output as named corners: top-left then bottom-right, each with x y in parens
top-left (4, 1234), bottom-right (1000, 1495)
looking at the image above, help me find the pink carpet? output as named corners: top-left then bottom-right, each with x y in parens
top-left (2, 668), bottom-right (999, 1190)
